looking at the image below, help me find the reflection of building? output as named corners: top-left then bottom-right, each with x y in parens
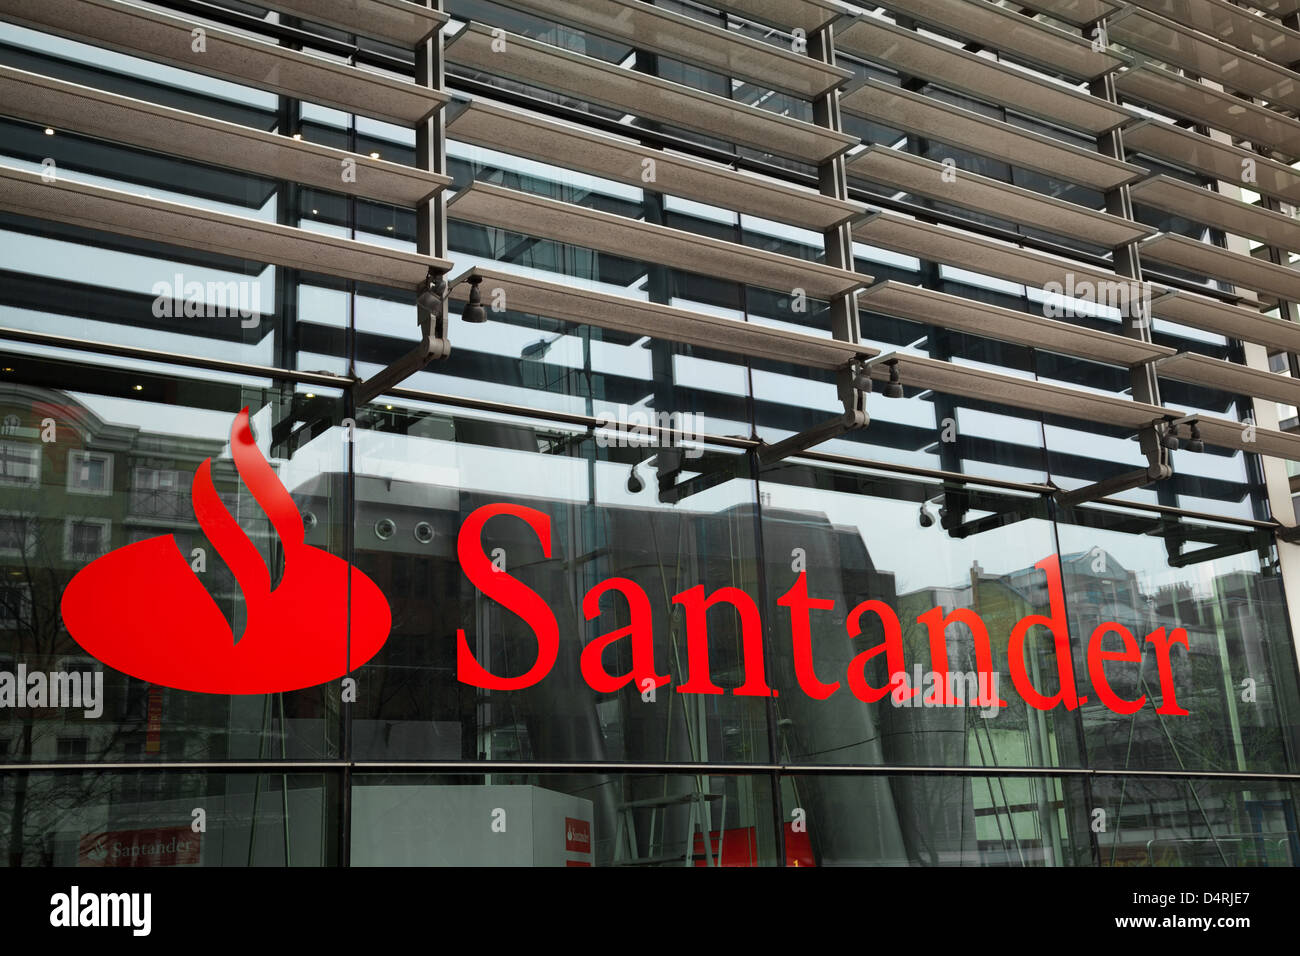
top-left (0, 387), bottom-right (317, 864)
top-left (4, 0), bottom-right (1300, 871)
top-left (892, 550), bottom-right (1300, 866)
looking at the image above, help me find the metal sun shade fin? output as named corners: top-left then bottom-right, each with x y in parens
top-left (854, 212), bottom-right (1300, 352)
top-left (859, 281), bottom-right (1174, 366)
top-left (839, 80), bottom-right (1147, 192)
top-left (1157, 352), bottom-right (1300, 406)
top-left (853, 209), bottom-right (1131, 292)
top-left (443, 23), bottom-right (857, 167)
top-left (1131, 175), bottom-right (1300, 254)
top-left (1124, 119), bottom-right (1300, 205)
top-left (1109, 6), bottom-right (1300, 108)
top-left (1115, 65), bottom-right (1300, 162)
top-left (1013, 0), bottom-right (1121, 27)
top-left (706, 0), bottom-right (845, 34)
top-left (871, 0), bottom-right (1127, 80)
top-left (446, 98), bottom-right (865, 232)
top-left (1153, 289), bottom-right (1300, 353)
top-left (1141, 232), bottom-right (1300, 304)
top-left (1246, 0), bottom-right (1300, 18)
top-left (0, 0), bottom-right (448, 126)
top-left (1121, 0), bottom-right (1300, 66)
top-left (446, 267), bottom-right (879, 369)
top-left (0, 164), bottom-right (452, 289)
top-left (0, 66), bottom-right (450, 207)
top-left (866, 353), bottom-right (1300, 460)
top-left (833, 16), bottom-right (1137, 136)
top-left (847, 145), bottom-right (1154, 246)
top-left (447, 182), bottom-right (868, 299)
top-left (490, 0), bottom-right (852, 99)
top-left (252, 0), bottom-right (449, 48)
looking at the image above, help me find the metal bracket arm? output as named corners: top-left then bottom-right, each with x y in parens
top-left (755, 357), bottom-right (878, 467)
top-left (1052, 413), bottom-right (1194, 508)
top-left (352, 272), bottom-right (450, 407)
top-left (1277, 524), bottom-right (1300, 545)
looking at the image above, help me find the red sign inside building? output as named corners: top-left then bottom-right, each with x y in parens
top-left (565, 817), bottom-right (591, 854)
top-left (78, 826), bottom-right (201, 867)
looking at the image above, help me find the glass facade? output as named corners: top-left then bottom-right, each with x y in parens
top-left (1, 0), bottom-right (1299, 867)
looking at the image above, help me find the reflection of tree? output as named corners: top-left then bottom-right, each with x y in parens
top-left (0, 510), bottom-right (136, 865)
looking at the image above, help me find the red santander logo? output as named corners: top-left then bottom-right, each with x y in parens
top-left (565, 817), bottom-right (591, 854)
top-left (60, 408), bottom-right (391, 694)
top-left (57, 409), bottom-right (1190, 717)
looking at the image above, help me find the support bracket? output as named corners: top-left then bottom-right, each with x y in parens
top-left (1276, 524), bottom-right (1300, 545)
top-left (352, 268), bottom-right (451, 407)
top-left (655, 449), bottom-right (743, 505)
top-left (755, 353), bottom-right (893, 467)
top-left (1052, 413), bottom-right (1199, 508)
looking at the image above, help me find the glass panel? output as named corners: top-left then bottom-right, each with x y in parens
top-left (349, 399), bottom-right (769, 763)
top-left (351, 772), bottom-right (777, 866)
top-left (781, 772), bottom-right (1300, 865)
top-left (0, 770), bottom-right (338, 866)
top-left (0, 360), bottom-right (348, 763)
top-left (755, 458), bottom-right (1081, 768)
top-left (1056, 505), bottom-right (1300, 775)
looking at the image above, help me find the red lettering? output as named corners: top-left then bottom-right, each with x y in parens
top-left (1145, 626), bottom-right (1190, 716)
top-left (672, 585), bottom-right (771, 697)
top-left (455, 503), bottom-right (559, 691)
top-left (916, 605), bottom-right (1005, 708)
top-left (1007, 555), bottom-right (1080, 711)
top-left (778, 573), bottom-right (839, 700)
top-left (1086, 623), bottom-right (1145, 715)
top-left (579, 577), bottom-right (668, 694)
top-left (845, 599), bottom-right (913, 703)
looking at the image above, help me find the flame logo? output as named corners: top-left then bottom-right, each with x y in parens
top-left (60, 409), bottom-right (391, 694)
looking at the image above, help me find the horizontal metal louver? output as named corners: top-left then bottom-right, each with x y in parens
top-left (0, 164), bottom-right (452, 289)
top-left (707, 0), bottom-right (844, 34)
top-left (854, 209), bottom-right (1138, 294)
top-left (489, 0), bottom-right (851, 99)
top-left (1116, 64), bottom-right (1300, 162)
top-left (848, 145), bottom-right (1153, 246)
top-left (447, 98), bottom-right (864, 232)
top-left (840, 80), bottom-right (1146, 192)
top-left (1122, 0), bottom-right (1300, 65)
top-left (443, 23), bottom-right (857, 166)
top-left (834, 15), bottom-right (1136, 136)
top-left (860, 281), bottom-right (1173, 366)
top-left (0, 0), bottom-right (448, 125)
top-left (447, 182), bottom-right (869, 299)
top-left (1131, 176), bottom-right (1300, 255)
top-left (1109, 6), bottom-right (1300, 107)
top-left (855, 212), bottom-right (1300, 353)
top-left (870, 0), bottom-right (1127, 79)
top-left (256, 0), bottom-right (448, 47)
top-left (1125, 120), bottom-right (1300, 205)
top-left (1142, 232), bottom-right (1300, 304)
top-left (448, 267), bottom-right (878, 368)
top-left (1154, 289), bottom-right (1300, 353)
top-left (1014, 0), bottom-right (1120, 27)
top-left (0, 66), bottom-right (450, 206)
top-left (860, 352), bottom-right (1300, 460)
top-left (1157, 351), bottom-right (1300, 406)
